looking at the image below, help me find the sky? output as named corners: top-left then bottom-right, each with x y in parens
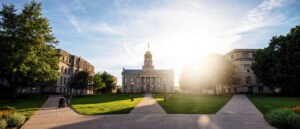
top-left (1, 0), bottom-right (300, 86)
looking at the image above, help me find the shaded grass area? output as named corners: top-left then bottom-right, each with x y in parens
top-left (71, 94), bottom-right (144, 115)
top-left (247, 95), bottom-right (300, 115)
top-left (153, 94), bottom-right (232, 114)
top-left (0, 95), bottom-right (48, 118)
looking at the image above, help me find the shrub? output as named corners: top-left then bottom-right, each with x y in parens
top-left (265, 109), bottom-right (300, 129)
top-left (0, 119), bottom-right (7, 129)
top-left (5, 112), bottom-right (26, 127)
top-left (284, 106), bottom-right (300, 114)
top-left (0, 106), bottom-right (16, 111)
top-left (0, 106), bottom-right (16, 118)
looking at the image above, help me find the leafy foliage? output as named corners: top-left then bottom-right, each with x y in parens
top-left (0, 1), bottom-right (60, 101)
top-left (0, 106), bottom-right (16, 118)
top-left (265, 109), bottom-right (300, 129)
top-left (0, 119), bottom-right (7, 129)
top-left (252, 25), bottom-right (300, 95)
top-left (93, 72), bottom-right (106, 93)
top-left (5, 112), bottom-right (26, 127)
top-left (95, 71), bottom-right (116, 93)
top-left (69, 71), bottom-right (90, 95)
top-left (0, 106), bottom-right (16, 111)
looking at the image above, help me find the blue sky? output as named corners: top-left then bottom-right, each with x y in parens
top-left (1, 0), bottom-right (300, 86)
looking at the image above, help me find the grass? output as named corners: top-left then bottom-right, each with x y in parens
top-left (71, 94), bottom-right (144, 115)
top-left (153, 94), bottom-right (232, 114)
top-left (0, 95), bottom-right (48, 118)
top-left (247, 95), bottom-right (300, 115)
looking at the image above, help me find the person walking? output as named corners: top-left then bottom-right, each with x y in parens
top-left (66, 93), bottom-right (72, 107)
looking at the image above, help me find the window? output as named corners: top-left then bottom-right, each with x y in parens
top-left (231, 55), bottom-right (234, 59)
top-left (125, 78), bottom-right (127, 82)
top-left (252, 53), bottom-right (256, 58)
top-left (136, 78), bottom-right (139, 82)
top-left (64, 68), bottom-right (67, 74)
top-left (158, 78), bottom-right (160, 83)
top-left (68, 68), bottom-right (71, 74)
top-left (62, 56), bottom-right (64, 61)
top-left (130, 77), bottom-right (133, 82)
top-left (246, 76), bottom-right (251, 84)
top-left (244, 65), bottom-right (251, 72)
top-left (243, 53), bottom-right (248, 58)
top-left (64, 78), bottom-right (66, 85)
top-left (61, 66), bottom-right (64, 73)
top-left (60, 77), bottom-right (63, 85)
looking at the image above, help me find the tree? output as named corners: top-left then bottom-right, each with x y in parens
top-left (99, 71), bottom-right (116, 93)
top-left (69, 71), bottom-right (90, 96)
top-left (0, 1), bottom-right (60, 101)
top-left (252, 25), bottom-right (300, 95)
top-left (93, 72), bottom-right (106, 94)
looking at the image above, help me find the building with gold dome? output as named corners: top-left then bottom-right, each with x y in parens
top-left (122, 50), bottom-right (175, 93)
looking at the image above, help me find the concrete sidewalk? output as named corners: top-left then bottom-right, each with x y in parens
top-left (130, 94), bottom-right (166, 114)
top-left (21, 94), bottom-right (275, 129)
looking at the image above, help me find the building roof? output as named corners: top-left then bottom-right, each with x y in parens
top-left (122, 69), bottom-right (173, 75)
top-left (225, 49), bottom-right (260, 56)
top-left (122, 69), bottom-right (143, 74)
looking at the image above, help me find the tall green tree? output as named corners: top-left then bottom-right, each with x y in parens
top-left (93, 72), bottom-right (106, 94)
top-left (99, 71), bottom-right (116, 93)
top-left (69, 71), bottom-right (90, 96)
top-left (0, 1), bottom-right (60, 101)
top-left (252, 25), bottom-right (300, 95)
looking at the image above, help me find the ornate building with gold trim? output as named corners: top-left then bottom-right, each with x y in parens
top-left (122, 50), bottom-right (174, 93)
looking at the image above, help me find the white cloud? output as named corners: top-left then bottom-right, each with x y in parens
top-left (67, 15), bottom-right (83, 33)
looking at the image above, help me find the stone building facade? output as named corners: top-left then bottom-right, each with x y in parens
top-left (225, 49), bottom-right (270, 94)
top-left (44, 49), bottom-right (94, 94)
top-left (122, 50), bottom-right (175, 93)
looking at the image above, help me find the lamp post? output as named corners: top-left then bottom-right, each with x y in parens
top-left (163, 78), bottom-right (166, 101)
top-left (131, 82), bottom-right (134, 101)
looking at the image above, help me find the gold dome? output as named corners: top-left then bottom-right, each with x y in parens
top-left (145, 51), bottom-right (151, 55)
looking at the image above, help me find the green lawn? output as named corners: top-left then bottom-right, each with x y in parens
top-left (0, 95), bottom-right (48, 118)
top-left (153, 94), bottom-right (232, 114)
top-left (247, 95), bottom-right (300, 115)
top-left (71, 94), bottom-right (144, 115)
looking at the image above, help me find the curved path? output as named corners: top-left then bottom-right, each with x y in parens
top-left (22, 94), bottom-right (275, 129)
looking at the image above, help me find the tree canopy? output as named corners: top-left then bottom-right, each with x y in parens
top-left (252, 24), bottom-right (300, 95)
top-left (0, 1), bottom-right (60, 101)
top-left (69, 71), bottom-right (90, 95)
top-left (93, 71), bottom-right (116, 93)
top-left (93, 72), bottom-right (106, 93)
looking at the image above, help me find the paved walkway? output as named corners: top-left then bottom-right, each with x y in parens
top-left (22, 94), bottom-right (275, 129)
top-left (130, 94), bottom-right (166, 114)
